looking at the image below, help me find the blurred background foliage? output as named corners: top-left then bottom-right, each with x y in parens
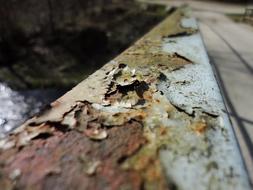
top-left (0, 0), bottom-right (168, 89)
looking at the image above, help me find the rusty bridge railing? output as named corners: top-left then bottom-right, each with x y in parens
top-left (0, 7), bottom-right (251, 190)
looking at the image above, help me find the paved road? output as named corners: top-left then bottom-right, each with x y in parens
top-left (138, 0), bottom-right (246, 14)
top-left (140, 0), bottom-right (253, 185)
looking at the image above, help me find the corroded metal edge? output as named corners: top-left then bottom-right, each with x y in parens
top-left (0, 7), bottom-right (250, 190)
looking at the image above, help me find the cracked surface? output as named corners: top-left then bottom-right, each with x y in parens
top-left (0, 7), bottom-right (250, 190)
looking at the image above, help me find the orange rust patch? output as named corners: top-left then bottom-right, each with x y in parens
top-left (159, 126), bottom-right (168, 136)
top-left (190, 121), bottom-right (208, 135)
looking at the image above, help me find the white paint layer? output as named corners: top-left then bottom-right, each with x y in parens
top-left (158, 19), bottom-right (251, 190)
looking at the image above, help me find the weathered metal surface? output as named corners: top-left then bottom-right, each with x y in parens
top-left (0, 7), bottom-right (251, 190)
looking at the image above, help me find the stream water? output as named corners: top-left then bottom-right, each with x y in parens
top-left (0, 83), bottom-right (66, 138)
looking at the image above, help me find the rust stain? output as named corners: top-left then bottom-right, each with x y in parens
top-left (0, 121), bottom-right (147, 190)
top-left (190, 121), bottom-right (208, 135)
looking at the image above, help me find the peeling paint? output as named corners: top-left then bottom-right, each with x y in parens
top-left (0, 7), bottom-right (250, 190)
top-left (159, 31), bottom-right (224, 115)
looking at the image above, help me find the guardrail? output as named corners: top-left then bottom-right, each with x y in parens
top-left (0, 7), bottom-right (251, 190)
